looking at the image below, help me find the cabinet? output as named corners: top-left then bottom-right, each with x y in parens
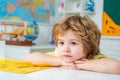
top-left (0, 41), bottom-right (55, 61)
top-left (57, 0), bottom-right (95, 18)
top-left (5, 44), bottom-right (55, 61)
top-left (0, 41), bottom-right (5, 59)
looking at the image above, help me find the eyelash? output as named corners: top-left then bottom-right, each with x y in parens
top-left (71, 42), bottom-right (77, 45)
top-left (58, 42), bottom-right (64, 45)
top-left (58, 42), bottom-right (77, 45)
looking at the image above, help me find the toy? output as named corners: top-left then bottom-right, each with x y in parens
top-left (9, 27), bottom-right (25, 39)
top-left (24, 21), bottom-right (39, 41)
top-left (85, 0), bottom-right (95, 12)
top-left (2, 22), bottom-right (28, 40)
top-left (1, 21), bottom-right (39, 46)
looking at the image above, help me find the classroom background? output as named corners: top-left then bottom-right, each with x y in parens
top-left (0, 0), bottom-right (120, 61)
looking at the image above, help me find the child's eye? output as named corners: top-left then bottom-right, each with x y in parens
top-left (58, 42), bottom-right (64, 45)
top-left (71, 42), bottom-right (77, 45)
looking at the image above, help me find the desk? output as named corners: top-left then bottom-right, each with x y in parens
top-left (0, 68), bottom-right (120, 80)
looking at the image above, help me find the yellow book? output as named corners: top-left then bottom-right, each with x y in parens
top-left (0, 59), bottom-right (52, 74)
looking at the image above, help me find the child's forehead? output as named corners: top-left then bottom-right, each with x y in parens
top-left (59, 29), bottom-right (79, 35)
top-left (58, 30), bottom-right (80, 39)
top-left (58, 29), bottom-right (74, 35)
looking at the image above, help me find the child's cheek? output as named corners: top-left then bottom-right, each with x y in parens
top-left (71, 48), bottom-right (83, 56)
top-left (57, 47), bottom-right (63, 56)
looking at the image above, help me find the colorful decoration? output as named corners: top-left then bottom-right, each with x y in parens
top-left (102, 12), bottom-right (120, 36)
top-left (102, 0), bottom-right (120, 37)
top-left (85, 0), bottom-right (95, 12)
top-left (0, 0), bottom-right (55, 23)
top-left (25, 21), bottom-right (39, 41)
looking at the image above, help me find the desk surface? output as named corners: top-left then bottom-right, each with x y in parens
top-left (0, 68), bottom-right (120, 80)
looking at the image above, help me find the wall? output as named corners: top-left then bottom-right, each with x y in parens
top-left (100, 38), bottom-right (120, 61)
top-left (33, 24), bottom-right (53, 45)
top-left (91, 0), bottom-right (103, 31)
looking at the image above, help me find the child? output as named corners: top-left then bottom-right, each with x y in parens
top-left (25, 15), bottom-right (120, 74)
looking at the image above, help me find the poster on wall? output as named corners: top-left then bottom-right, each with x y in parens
top-left (102, 0), bottom-right (120, 37)
top-left (0, 0), bottom-right (55, 23)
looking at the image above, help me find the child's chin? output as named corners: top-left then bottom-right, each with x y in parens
top-left (63, 59), bottom-right (74, 63)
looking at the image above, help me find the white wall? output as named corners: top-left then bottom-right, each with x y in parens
top-left (92, 0), bottom-right (104, 31)
top-left (33, 24), bottom-right (53, 45)
top-left (100, 38), bottom-right (120, 61)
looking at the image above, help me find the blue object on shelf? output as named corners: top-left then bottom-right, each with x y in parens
top-left (85, 0), bottom-right (95, 12)
top-left (50, 36), bottom-right (55, 45)
top-left (24, 21), bottom-right (39, 41)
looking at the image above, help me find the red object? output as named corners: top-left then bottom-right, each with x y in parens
top-left (5, 40), bottom-right (32, 46)
top-left (61, 2), bottom-right (64, 9)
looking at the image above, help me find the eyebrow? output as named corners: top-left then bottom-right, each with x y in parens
top-left (57, 39), bottom-right (63, 42)
top-left (58, 38), bottom-right (80, 42)
top-left (70, 39), bottom-right (80, 42)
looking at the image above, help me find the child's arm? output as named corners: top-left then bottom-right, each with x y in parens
top-left (75, 58), bottom-right (120, 74)
top-left (25, 52), bottom-right (76, 67)
top-left (25, 52), bottom-right (61, 66)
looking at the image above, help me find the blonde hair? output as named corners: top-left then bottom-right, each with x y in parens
top-left (52, 15), bottom-right (101, 59)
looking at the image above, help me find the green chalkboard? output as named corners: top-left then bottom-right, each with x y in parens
top-left (104, 0), bottom-right (120, 25)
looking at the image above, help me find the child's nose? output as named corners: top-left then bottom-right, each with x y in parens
top-left (64, 45), bottom-right (70, 52)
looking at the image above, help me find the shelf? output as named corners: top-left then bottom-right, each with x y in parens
top-left (82, 11), bottom-right (95, 15)
top-left (57, 0), bottom-right (96, 18)
top-left (64, 0), bottom-right (81, 12)
top-left (101, 36), bottom-right (120, 40)
top-left (5, 43), bottom-right (56, 49)
top-left (63, 11), bottom-right (81, 14)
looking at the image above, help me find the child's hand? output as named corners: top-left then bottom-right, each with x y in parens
top-left (75, 58), bottom-right (88, 64)
top-left (58, 58), bottom-right (88, 70)
top-left (59, 60), bottom-right (78, 69)
top-left (74, 58), bottom-right (88, 70)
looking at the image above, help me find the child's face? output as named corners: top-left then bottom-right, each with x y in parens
top-left (57, 30), bottom-right (86, 63)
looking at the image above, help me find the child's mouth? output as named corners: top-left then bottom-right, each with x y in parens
top-left (63, 55), bottom-right (72, 57)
